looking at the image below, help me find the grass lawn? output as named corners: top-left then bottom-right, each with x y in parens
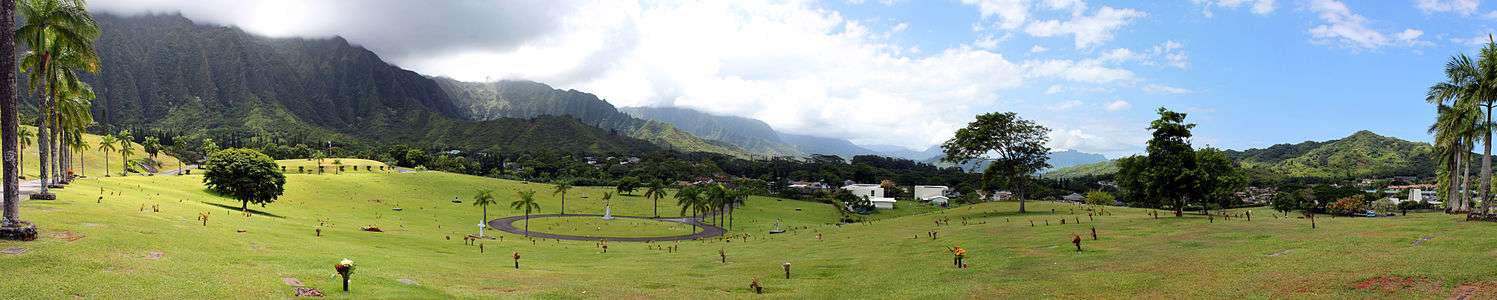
top-left (276, 158), bottom-right (389, 174)
top-left (519, 217), bottom-right (696, 238)
top-left (2, 171), bottom-right (1497, 298)
top-left (13, 125), bottom-right (184, 179)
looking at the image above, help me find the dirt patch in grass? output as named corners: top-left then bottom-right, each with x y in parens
top-left (0, 247), bottom-right (25, 255)
top-left (50, 231), bottom-right (84, 242)
top-left (1450, 281), bottom-right (1497, 300)
top-left (1352, 276), bottom-right (1440, 294)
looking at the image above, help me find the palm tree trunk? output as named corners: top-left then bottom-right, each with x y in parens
top-left (36, 94), bottom-right (48, 195)
top-left (1463, 152), bottom-right (1473, 211)
top-left (0, 0), bottom-right (19, 225)
top-left (1484, 105), bottom-right (1493, 215)
top-left (523, 212), bottom-right (530, 237)
top-left (654, 197), bottom-right (658, 218)
top-left (103, 149), bottom-right (109, 177)
top-left (1452, 149), bottom-right (1463, 212)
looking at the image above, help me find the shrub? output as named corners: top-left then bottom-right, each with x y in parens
top-left (1327, 195), bottom-right (1367, 216)
top-left (1084, 191), bottom-right (1115, 206)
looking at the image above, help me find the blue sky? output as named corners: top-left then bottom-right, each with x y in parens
top-left (92, 0), bottom-right (1497, 157)
top-left (824, 0), bottom-right (1492, 156)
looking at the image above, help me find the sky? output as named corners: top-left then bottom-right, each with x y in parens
top-left (88, 0), bottom-right (1497, 158)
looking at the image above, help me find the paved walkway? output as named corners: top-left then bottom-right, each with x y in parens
top-left (487, 214), bottom-right (725, 242)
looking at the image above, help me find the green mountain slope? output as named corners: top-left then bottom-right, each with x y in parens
top-left (434, 78), bottom-right (751, 157)
top-left (75, 13), bottom-right (659, 155)
top-left (1228, 130), bottom-right (1434, 180)
top-left (621, 106), bottom-right (802, 157)
top-left (1045, 131), bottom-right (1436, 181)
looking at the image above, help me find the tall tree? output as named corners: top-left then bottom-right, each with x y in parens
top-left (940, 112), bottom-right (1051, 213)
top-left (1428, 51), bottom-right (1490, 213)
top-left (1195, 147), bottom-right (1244, 214)
top-left (1144, 107), bottom-right (1199, 217)
top-left (471, 189), bottom-right (495, 237)
top-left (116, 130), bottom-right (132, 175)
top-left (675, 186), bottom-right (703, 233)
top-left (510, 190), bottom-right (540, 236)
top-left (643, 180), bottom-right (668, 218)
top-left (17, 0), bottom-right (100, 195)
top-left (0, 0), bottom-right (23, 233)
top-left (97, 134), bottom-right (114, 176)
top-left (16, 126), bottom-right (30, 179)
top-left (552, 180), bottom-right (572, 215)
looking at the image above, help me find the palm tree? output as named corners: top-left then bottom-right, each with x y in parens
top-left (643, 180), bottom-right (668, 218)
top-left (117, 131), bottom-right (133, 176)
top-left (17, 126), bottom-right (30, 179)
top-left (1, 0), bottom-right (20, 228)
top-left (472, 189), bottom-right (496, 237)
top-left (142, 136), bottom-right (159, 159)
top-left (552, 180), bottom-right (572, 215)
top-left (1431, 102), bottom-right (1482, 212)
top-left (1428, 41), bottom-right (1497, 213)
top-left (17, 0), bottom-right (100, 194)
top-left (68, 130), bottom-right (86, 177)
top-left (97, 134), bottom-right (115, 177)
top-left (510, 190), bottom-right (541, 236)
top-left (675, 186), bottom-right (703, 233)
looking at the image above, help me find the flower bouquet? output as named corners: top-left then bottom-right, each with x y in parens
top-left (334, 259), bottom-right (355, 291)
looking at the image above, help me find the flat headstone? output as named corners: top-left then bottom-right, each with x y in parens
top-left (282, 277), bottom-right (305, 286)
top-left (0, 247), bottom-right (25, 255)
top-left (399, 278), bottom-right (417, 285)
top-left (145, 251), bottom-right (164, 260)
top-left (1413, 236), bottom-right (1434, 246)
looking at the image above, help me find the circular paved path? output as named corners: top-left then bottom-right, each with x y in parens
top-left (487, 214), bottom-right (725, 242)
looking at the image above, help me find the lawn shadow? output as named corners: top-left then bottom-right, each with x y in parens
top-left (200, 201), bottom-right (286, 218)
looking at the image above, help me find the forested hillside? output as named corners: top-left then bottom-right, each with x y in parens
top-left (1044, 131), bottom-right (1438, 182)
top-left (66, 13), bottom-right (661, 155)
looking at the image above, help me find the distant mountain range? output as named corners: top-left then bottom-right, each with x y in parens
top-left (1046, 130), bottom-right (1437, 181)
top-left (623, 106), bottom-right (894, 159)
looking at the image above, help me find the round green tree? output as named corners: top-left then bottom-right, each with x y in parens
top-left (202, 148), bottom-right (287, 212)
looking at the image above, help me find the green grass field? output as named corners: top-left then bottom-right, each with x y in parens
top-left (276, 158), bottom-right (389, 174)
top-left (14, 126), bottom-right (185, 179)
top-left (520, 217), bottom-right (696, 238)
top-left (3, 170), bottom-right (1497, 298)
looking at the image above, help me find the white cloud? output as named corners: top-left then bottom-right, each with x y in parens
top-left (1094, 40), bottom-right (1187, 69)
top-left (1105, 100), bottom-right (1132, 111)
top-left (1024, 6), bottom-right (1146, 49)
top-left (1305, 0), bottom-right (1428, 51)
top-left (1415, 0), bottom-right (1479, 15)
top-left (1148, 40), bottom-right (1189, 69)
top-left (1142, 84), bottom-right (1193, 94)
top-left (962, 1), bottom-right (1145, 49)
top-left (1030, 45), bottom-right (1049, 53)
top-left (1192, 0), bottom-right (1277, 16)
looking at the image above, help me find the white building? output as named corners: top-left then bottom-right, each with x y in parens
top-left (843, 184), bottom-right (896, 209)
top-left (914, 185), bottom-right (949, 200)
top-left (843, 184), bottom-right (884, 198)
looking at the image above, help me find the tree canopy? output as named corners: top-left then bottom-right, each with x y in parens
top-left (941, 112), bottom-right (1050, 213)
top-left (201, 148), bottom-right (286, 211)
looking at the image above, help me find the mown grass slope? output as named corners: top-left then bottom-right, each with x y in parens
top-left (0, 171), bottom-right (1494, 298)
